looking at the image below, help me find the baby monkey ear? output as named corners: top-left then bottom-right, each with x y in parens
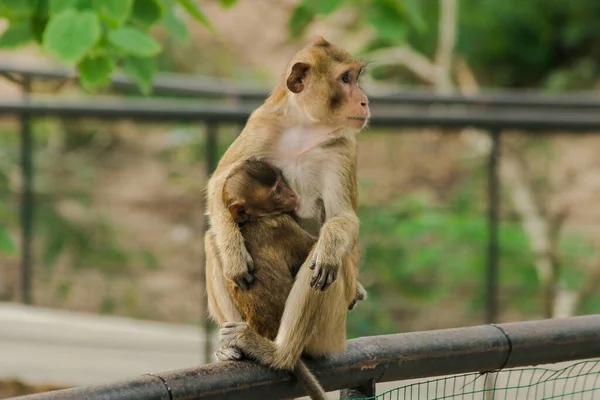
top-left (228, 202), bottom-right (249, 223)
top-left (286, 62), bottom-right (311, 94)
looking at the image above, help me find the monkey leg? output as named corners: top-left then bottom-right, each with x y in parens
top-left (205, 231), bottom-right (245, 361)
top-left (219, 257), bottom-right (350, 370)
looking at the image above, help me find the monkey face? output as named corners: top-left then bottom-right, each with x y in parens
top-left (224, 159), bottom-right (299, 223)
top-left (270, 180), bottom-right (298, 214)
top-left (244, 179), bottom-right (297, 217)
top-left (285, 37), bottom-right (370, 134)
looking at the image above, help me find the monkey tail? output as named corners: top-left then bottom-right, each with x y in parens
top-left (294, 360), bottom-right (327, 400)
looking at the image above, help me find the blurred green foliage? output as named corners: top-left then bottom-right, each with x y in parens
top-left (289, 0), bottom-right (425, 43)
top-left (0, 0), bottom-right (237, 93)
top-left (349, 187), bottom-right (598, 338)
top-left (0, 122), bottom-right (158, 305)
top-left (0, 151), bottom-right (16, 256)
top-left (0, 226), bottom-right (16, 255)
top-left (458, 0), bottom-right (600, 89)
top-left (290, 0), bottom-right (600, 90)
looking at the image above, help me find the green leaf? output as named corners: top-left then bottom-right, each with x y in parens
top-left (78, 54), bottom-right (115, 91)
top-left (367, 1), bottom-right (407, 43)
top-left (315, 0), bottom-right (344, 16)
top-left (36, 0), bottom-right (49, 17)
top-left (122, 55), bottom-right (156, 95)
top-left (0, 226), bottom-right (15, 255)
top-left (94, 0), bottom-right (133, 24)
top-left (31, 15), bottom-right (49, 43)
top-left (42, 9), bottom-right (101, 64)
top-left (163, 8), bottom-right (188, 40)
top-left (0, 21), bottom-right (34, 48)
top-left (131, 0), bottom-right (164, 28)
top-left (0, 0), bottom-right (36, 17)
top-left (400, 0), bottom-right (425, 33)
top-left (289, 3), bottom-right (315, 39)
top-left (77, 0), bottom-right (94, 10)
top-left (177, 0), bottom-right (211, 28)
top-left (219, 0), bottom-right (238, 8)
top-left (48, 0), bottom-right (79, 16)
top-left (108, 26), bottom-right (161, 56)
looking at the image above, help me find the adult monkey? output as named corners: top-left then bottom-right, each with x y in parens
top-left (206, 36), bottom-right (369, 376)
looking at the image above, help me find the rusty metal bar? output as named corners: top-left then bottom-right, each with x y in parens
top-left (2, 63), bottom-right (600, 110)
top-left (18, 76), bottom-right (33, 305)
top-left (486, 130), bottom-right (501, 323)
top-left (2, 98), bottom-right (600, 131)
top-left (10, 315), bottom-right (600, 400)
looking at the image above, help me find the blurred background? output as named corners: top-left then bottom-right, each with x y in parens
top-left (0, 0), bottom-right (599, 397)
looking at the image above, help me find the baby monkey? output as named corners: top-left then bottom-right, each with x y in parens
top-left (223, 158), bottom-right (315, 341)
top-left (219, 158), bottom-right (364, 400)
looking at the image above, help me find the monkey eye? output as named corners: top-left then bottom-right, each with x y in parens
top-left (341, 71), bottom-right (350, 84)
top-left (275, 185), bottom-right (282, 194)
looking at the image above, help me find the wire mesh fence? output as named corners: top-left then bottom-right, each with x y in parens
top-left (346, 360), bottom-right (600, 400)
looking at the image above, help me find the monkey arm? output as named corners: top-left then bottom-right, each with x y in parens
top-left (309, 149), bottom-right (359, 291)
top-left (207, 171), bottom-right (255, 290)
top-left (204, 231), bottom-right (243, 323)
top-left (309, 211), bottom-right (359, 290)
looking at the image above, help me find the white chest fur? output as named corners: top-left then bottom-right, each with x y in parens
top-left (273, 127), bottom-right (346, 221)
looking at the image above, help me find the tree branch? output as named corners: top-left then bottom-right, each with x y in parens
top-left (367, 46), bottom-right (437, 84)
top-left (501, 153), bottom-right (557, 318)
top-left (434, 0), bottom-right (457, 92)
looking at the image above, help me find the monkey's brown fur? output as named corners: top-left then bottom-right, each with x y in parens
top-left (219, 159), bottom-right (329, 400)
top-left (222, 159), bottom-right (317, 340)
top-left (205, 36), bottom-right (369, 397)
top-left (229, 218), bottom-right (315, 339)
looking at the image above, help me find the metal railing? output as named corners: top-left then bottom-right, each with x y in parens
top-left (1, 66), bottom-right (600, 325)
top-left (4, 62), bottom-right (600, 109)
top-left (7, 314), bottom-right (600, 399)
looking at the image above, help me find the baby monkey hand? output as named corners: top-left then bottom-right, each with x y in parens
top-left (224, 247), bottom-right (255, 290)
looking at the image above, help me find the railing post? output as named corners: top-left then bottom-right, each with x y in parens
top-left (202, 120), bottom-right (219, 364)
top-left (340, 379), bottom-right (376, 399)
top-left (486, 129), bottom-right (501, 324)
top-left (19, 76), bottom-right (33, 305)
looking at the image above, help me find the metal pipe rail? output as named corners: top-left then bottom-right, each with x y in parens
top-left (2, 63), bottom-right (600, 109)
top-left (9, 315), bottom-right (600, 400)
top-left (2, 97), bottom-right (600, 131)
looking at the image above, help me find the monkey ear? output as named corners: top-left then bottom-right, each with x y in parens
top-left (286, 62), bottom-right (311, 94)
top-left (228, 202), bottom-right (249, 223)
top-left (312, 36), bottom-right (330, 47)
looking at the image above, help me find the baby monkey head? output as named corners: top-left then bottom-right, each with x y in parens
top-left (223, 159), bottom-right (298, 224)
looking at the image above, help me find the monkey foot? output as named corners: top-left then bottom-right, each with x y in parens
top-left (214, 346), bottom-right (243, 362)
top-left (349, 282), bottom-right (367, 310)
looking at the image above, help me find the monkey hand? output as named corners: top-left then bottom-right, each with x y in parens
top-left (214, 346), bottom-right (243, 362)
top-left (348, 281), bottom-right (367, 310)
top-left (224, 247), bottom-right (255, 290)
top-left (309, 250), bottom-right (340, 291)
top-left (219, 322), bottom-right (252, 353)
